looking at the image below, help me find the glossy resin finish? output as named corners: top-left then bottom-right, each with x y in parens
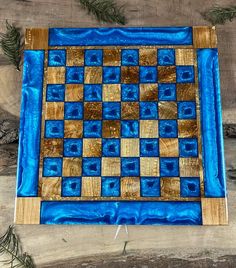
top-left (14, 27), bottom-right (227, 225)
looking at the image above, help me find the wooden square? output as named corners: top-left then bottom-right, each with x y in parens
top-left (177, 84), bottom-right (196, 101)
top-left (121, 102), bottom-right (139, 119)
top-left (158, 101), bottom-right (177, 119)
top-left (140, 120), bottom-right (158, 138)
top-left (121, 138), bottom-right (139, 157)
top-left (201, 198), bottom-right (228, 225)
top-left (140, 84), bottom-right (158, 101)
top-left (121, 177), bottom-right (140, 198)
top-left (193, 26), bottom-right (217, 48)
top-left (84, 102), bottom-right (102, 119)
top-left (175, 49), bottom-right (194, 65)
top-left (102, 120), bottom-right (120, 138)
top-left (140, 157), bottom-right (159, 176)
top-left (121, 66), bottom-right (139, 84)
top-left (15, 197), bottom-right (41, 224)
top-left (179, 158), bottom-right (199, 177)
top-left (159, 138), bottom-right (179, 157)
top-left (178, 120), bottom-right (198, 138)
top-left (62, 157), bottom-right (82, 176)
top-left (83, 138), bottom-right (102, 157)
top-left (102, 157), bottom-right (120, 176)
top-left (103, 84), bottom-right (121, 101)
top-left (25, 28), bottom-right (48, 50)
top-left (103, 48), bottom-right (121, 66)
top-left (139, 48), bottom-right (157, 66)
top-left (84, 67), bottom-right (102, 84)
top-left (161, 177), bottom-right (180, 198)
top-left (43, 139), bottom-right (63, 157)
top-left (158, 66), bottom-right (176, 83)
top-left (81, 177), bottom-right (101, 197)
top-left (65, 84), bottom-right (83, 102)
top-left (41, 178), bottom-right (61, 199)
top-left (45, 102), bottom-right (64, 120)
top-left (64, 120), bottom-right (83, 138)
top-left (47, 67), bottom-right (65, 84)
top-left (66, 48), bottom-right (84, 66)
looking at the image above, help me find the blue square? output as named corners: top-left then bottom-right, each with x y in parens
top-left (179, 138), bottom-right (198, 157)
top-left (158, 83), bottom-right (176, 101)
top-left (141, 177), bottom-right (160, 197)
top-left (45, 120), bottom-right (64, 138)
top-left (140, 67), bottom-right (157, 83)
top-left (180, 177), bottom-right (200, 197)
top-left (103, 102), bottom-right (121, 120)
top-left (84, 120), bottom-right (102, 138)
top-left (85, 49), bottom-right (103, 66)
top-left (48, 50), bottom-right (66, 66)
top-left (84, 85), bottom-right (102, 101)
top-left (64, 102), bottom-right (83, 119)
top-left (140, 139), bottom-right (159, 157)
top-left (176, 66), bottom-right (195, 83)
top-left (159, 120), bottom-right (177, 138)
top-left (46, 84), bottom-right (65, 102)
top-left (66, 67), bottom-right (84, 84)
top-left (178, 101), bottom-right (196, 119)
top-left (121, 84), bottom-right (139, 101)
top-left (103, 67), bottom-right (121, 84)
top-left (140, 102), bottom-right (158, 119)
top-left (158, 49), bottom-right (175, 66)
top-left (160, 157), bottom-right (179, 177)
top-left (121, 158), bottom-right (140, 176)
top-left (43, 157), bottom-right (62, 177)
top-left (121, 120), bottom-right (139, 138)
top-left (64, 139), bottom-right (82, 157)
top-left (102, 177), bottom-right (120, 197)
top-left (62, 177), bottom-right (81, 197)
top-left (121, 49), bottom-right (139, 66)
top-left (82, 158), bottom-right (101, 176)
top-left (102, 139), bottom-right (120, 157)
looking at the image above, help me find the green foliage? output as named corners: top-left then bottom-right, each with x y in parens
top-left (78, 0), bottom-right (126, 25)
top-left (0, 226), bottom-right (35, 268)
top-left (202, 6), bottom-right (236, 25)
top-left (0, 21), bottom-right (23, 71)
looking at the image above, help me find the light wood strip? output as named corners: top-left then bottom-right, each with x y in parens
top-left (14, 197), bottom-right (41, 224)
top-left (25, 28), bottom-right (48, 50)
top-left (201, 198), bottom-right (228, 225)
top-left (193, 26), bottom-right (217, 48)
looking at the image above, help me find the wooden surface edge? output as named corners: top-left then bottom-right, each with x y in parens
top-left (14, 197), bottom-right (41, 224)
top-left (201, 197), bottom-right (228, 225)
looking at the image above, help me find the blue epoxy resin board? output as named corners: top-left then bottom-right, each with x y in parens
top-left (14, 27), bottom-right (228, 225)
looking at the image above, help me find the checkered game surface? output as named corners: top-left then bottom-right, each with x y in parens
top-left (41, 47), bottom-right (201, 200)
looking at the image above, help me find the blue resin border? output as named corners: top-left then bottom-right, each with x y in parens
top-left (40, 201), bottom-right (202, 225)
top-left (16, 50), bottom-right (45, 196)
top-left (49, 27), bottom-right (193, 46)
top-left (197, 49), bottom-right (226, 197)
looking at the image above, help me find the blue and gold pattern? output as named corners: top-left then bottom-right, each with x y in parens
top-left (15, 27), bottom-right (227, 225)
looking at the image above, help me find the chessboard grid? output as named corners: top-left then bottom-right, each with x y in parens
top-left (38, 46), bottom-right (203, 201)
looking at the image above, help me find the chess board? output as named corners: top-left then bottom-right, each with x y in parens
top-left (15, 27), bottom-right (227, 225)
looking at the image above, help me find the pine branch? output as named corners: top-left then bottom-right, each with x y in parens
top-left (78, 0), bottom-right (127, 25)
top-left (0, 226), bottom-right (35, 268)
top-left (202, 6), bottom-right (236, 25)
top-left (0, 21), bottom-right (23, 71)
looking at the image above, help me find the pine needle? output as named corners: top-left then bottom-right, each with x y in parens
top-left (0, 226), bottom-right (35, 268)
top-left (78, 0), bottom-right (127, 25)
top-left (202, 6), bottom-right (236, 25)
top-left (0, 21), bottom-right (23, 71)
